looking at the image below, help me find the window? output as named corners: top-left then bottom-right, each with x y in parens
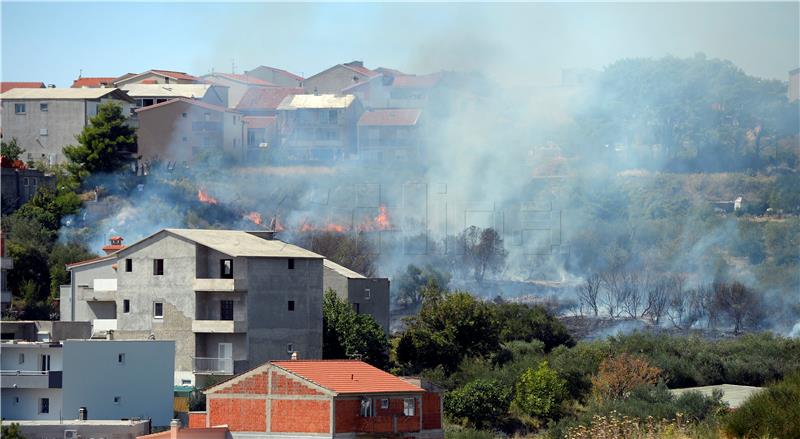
top-left (288, 300), bottom-right (295, 311)
top-left (40, 354), bottom-right (51, 372)
top-left (14, 103), bottom-right (26, 114)
top-left (381, 398), bottom-right (389, 409)
top-left (113, 396), bottom-right (121, 404)
top-left (125, 258), bottom-right (132, 272)
top-left (18, 353), bottom-right (24, 364)
top-left (14, 396), bottom-right (20, 404)
top-left (118, 353), bottom-right (125, 364)
top-left (365, 288), bottom-right (371, 300)
top-left (287, 343), bottom-right (294, 354)
top-left (153, 302), bottom-right (164, 319)
top-left (142, 98), bottom-right (154, 107)
top-left (40, 103), bottom-right (48, 112)
top-left (39, 398), bottom-right (49, 414)
top-left (153, 259), bottom-right (164, 275)
top-left (360, 398), bottom-right (374, 417)
top-left (123, 299), bottom-right (130, 313)
top-left (220, 259), bottom-right (233, 278)
top-left (182, 112), bottom-right (187, 118)
top-left (156, 98), bottom-right (167, 104)
top-left (287, 258), bottom-right (295, 270)
top-left (353, 303), bottom-right (360, 314)
top-left (220, 300), bottom-right (234, 321)
top-left (39, 128), bottom-right (48, 136)
top-left (403, 398), bottom-right (415, 416)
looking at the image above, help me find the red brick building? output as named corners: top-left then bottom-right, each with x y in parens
top-left (189, 360), bottom-right (443, 439)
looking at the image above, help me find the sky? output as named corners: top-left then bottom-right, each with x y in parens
top-left (1, 2), bottom-right (798, 87)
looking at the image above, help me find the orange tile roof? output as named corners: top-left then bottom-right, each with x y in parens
top-left (272, 360), bottom-right (424, 394)
top-left (150, 70), bottom-right (198, 81)
top-left (1, 82), bottom-right (45, 93)
top-left (71, 77), bottom-right (116, 88)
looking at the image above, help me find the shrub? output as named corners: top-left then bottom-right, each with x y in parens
top-left (725, 371), bottom-right (800, 439)
top-left (445, 379), bottom-right (511, 430)
top-left (592, 353), bottom-right (661, 400)
top-left (512, 361), bottom-right (568, 421)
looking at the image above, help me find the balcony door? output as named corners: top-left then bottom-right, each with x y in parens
top-left (220, 300), bottom-right (234, 321)
top-left (40, 354), bottom-right (51, 372)
top-left (218, 342), bottom-right (232, 374)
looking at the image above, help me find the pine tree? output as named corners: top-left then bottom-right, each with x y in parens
top-left (63, 101), bottom-right (136, 181)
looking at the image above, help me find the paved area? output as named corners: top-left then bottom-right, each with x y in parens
top-left (670, 384), bottom-right (765, 409)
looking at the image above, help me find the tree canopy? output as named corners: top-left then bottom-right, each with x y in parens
top-left (322, 289), bottom-right (389, 369)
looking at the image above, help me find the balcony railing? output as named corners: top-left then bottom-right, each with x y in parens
top-left (193, 278), bottom-right (247, 292)
top-left (1, 370), bottom-right (62, 389)
top-left (193, 357), bottom-right (233, 375)
top-left (191, 320), bottom-right (246, 333)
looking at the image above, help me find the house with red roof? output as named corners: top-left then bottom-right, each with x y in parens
top-left (0, 82), bottom-right (45, 93)
top-left (71, 76), bottom-right (117, 88)
top-left (358, 108), bottom-right (423, 162)
top-left (303, 61), bottom-right (378, 95)
top-left (136, 98), bottom-right (245, 163)
top-left (201, 73), bottom-right (277, 108)
top-left (244, 65), bottom-right (304, 88)
top-left (342, 72), bottom-right (443, 110)
top-left (113, 70), bottom-right (200, 87)
top-left (189, 359), bottom-right (443, 439)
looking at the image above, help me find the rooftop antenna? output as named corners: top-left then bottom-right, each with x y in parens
top-left (78, 69), bottom-right (83, 79)
top-left (231, 59), bottom-right (236, 74)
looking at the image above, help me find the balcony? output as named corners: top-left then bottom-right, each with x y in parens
top-left (77, 280), bottom-right (117, 301)
top-left (193, 357), bottom-right (233, 375)
top-left (1, 370), bottom-right (62, 389)
top-left (192, 320), bottom-right (246, 333)
top-left (193, 278), bottom-right (247, 292)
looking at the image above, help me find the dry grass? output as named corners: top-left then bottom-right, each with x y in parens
top-left (565, 412), bottom-right (698, 439)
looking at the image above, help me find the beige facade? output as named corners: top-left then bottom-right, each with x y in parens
top-left (303, 63), bottom-right (375, 95)
top-left (245, 66), bottom-right (304, 88)
top-left (136, 99), bottom-right (245, 163)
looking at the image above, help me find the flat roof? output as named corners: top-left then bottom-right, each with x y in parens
top-left (120, 83), bottom-right (215, 98)
top-left (277, 94), bottom-right (355, 110)
top-left (670, 384), bottom-right (765, 409)
top-left (0, 88), bottom-right (131, 100)
top-left (11, 419), bottom-right (150, 426)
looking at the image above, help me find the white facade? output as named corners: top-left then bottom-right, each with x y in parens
top-left (0, 340), bottom-right (174, 426)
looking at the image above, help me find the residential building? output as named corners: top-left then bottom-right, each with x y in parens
top-left (189, 359), bottom-right (443, 439)
top-left (357, 108), bottom-right (423, 162)
top-left (71, 76), bottom-right (117, 88)
top-left (60, 229), bottom-right (326, 387)
top-left (323, 259), bottom-right (390, 333)
top-left (0, 339), bottom-right (175, 426)
top-left (789, 67), bottom-right (800, 102)
top-left (13, 419), bottom-right (151, 439)
top-left (276, 94), bottom-right (363, 161)
top-left (135, 98), bottom-right (245, 163)
top-left (0, 82), bottom-right (45, 93)
top-left (113, 70), bottom-right (200, 87)
top-left (303, 61), bottom-right (378, 94)
top-left (1, 157), bottom-right (55, 214)
top-left (341, 74), bottom-right (393, 109)
top-left (244, 65), bottom-right (304, 87)
top-left (0, 321), bottom-right (91, 342)
top-left (201, 73), bottom-right (275, 108)
top-left (0, 88), bottom-right (136, 164)
top-left (235, 87), bottom-right (304, 116)
top-left (388, 73), bottom-right (442, 108)
top-left (243, 116), bottom-right (277, 160)
top-left (121, 83), bottom-right (229, 108)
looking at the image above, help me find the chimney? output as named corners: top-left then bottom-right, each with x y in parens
top-left (170, 419), bottom-right (181, 439)
top-left (79, 407), bottom-right (88, 421)
top-left (102, 236), bottom-right (125, 255)
top-left (346, 60), bottom-right (364, 68)
top-left (291, 351), bottom-right (298, 360)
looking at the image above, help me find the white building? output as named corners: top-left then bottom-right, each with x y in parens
top-left (1, 339), bottom-right (175, 426)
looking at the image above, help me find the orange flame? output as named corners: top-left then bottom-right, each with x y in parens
top-left (197, 189), bottom-right (218, 205)
top-left (244, 212), bottom-right (262, 225)
top-left (273, 217), bottom-right (285, 232)
top-left (374, 205), bottom-right (391, 230)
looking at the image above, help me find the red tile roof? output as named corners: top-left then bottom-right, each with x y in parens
top-left (1, 82), bottom-right (45, 93)
top-left (65, 254), bottom-right (115, 268)
top-left (208, 73), bottom-right (275, 86)
top-left (243, 116), bottom-right (276, 129)
top-left (392, 73), bottom-right (441, 88)
top-left (358, 108), bottom-right (422, 126)
top-left (272, 360), bottom-right (424, 394)
top-left (343, 64), bottom-right (378, 78)
top-left (135, 98), bottom-right (240, 114)
top-left (150, 70), bottom-right (198, 81)
top-left (71, 77), bottom-right (117, 88)
top-left (236, 87), bottom-right (304, 111)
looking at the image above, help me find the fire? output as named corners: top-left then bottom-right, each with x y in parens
top-left (197, 189), bottom-right (218, 205)
top-left (298, 220), bottom-right (348, 233)
top-left (374, 205), bottom-right (391, 230)
top-left (273, 217), bottom-right (285, 232)
top-left (244, 212), bottom-right (262, 225)
top-left (323, 223), bottom-right (347, 233)
top-left (299, 223), bottom-right (315, 233)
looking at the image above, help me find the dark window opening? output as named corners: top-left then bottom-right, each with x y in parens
top-left (40, 398), bottom-right (49, 414)
top-left (153, 259), bottom-right (164, 275)
top-left (123, 299), bottom-right (130, 313)
top-left (353, 303), bottom-right (360, 314)
top-left (220, 300), bottom-right (234, 321)
top-left (288, 300), bottom-right (295, 311)
top-left (154, 302), bottom-right (164, 318)
top-left (125, 258), bottom-right (132, 272)
top-left (288, 258), bottom-right (295, 270)
top-left (220, 259), bottom-right (233, 278)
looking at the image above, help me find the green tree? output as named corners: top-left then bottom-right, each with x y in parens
top-left (512, 361), bottom-right (568, 421)
top-left (444, 379), bottom-right (511, 429)
top-left (394, 264), bottom-right (451, 307)
top-left (494, 303), bottom-right (575, 351)
top-left (322, 289), bottom-right (389, 369)
top-left (0, 422), bottom-right (26, 439)
top-left (63, 101), bottom-right (136, 181)
top-left (49, 243), bottom-right (96, 297)
top-left (395, 288), bottom-right (500, 373)
top-left (298, 232), bottom-right (377, 277)
top-left (459, 226), bottom-right (508, 283)
top-left (1, 138), bottom-right (25, 161)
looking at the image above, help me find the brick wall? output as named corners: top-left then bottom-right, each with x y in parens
top-left (271, 371), bottom-right (324, 395)
top-left (335, 397), bottom-right (421, 434)
top-left (216, 371), bottom-right (268, 394)
top-left (335, 399), bottom-right (360, 433)
top-left (270, 399), bottom-right (330, 433)
top-left (188, 412), bottom-right (207, 428)
top-left (209, 398), bottom-right (266, 431)
top-left (422, 392), bottom-right (442, 430)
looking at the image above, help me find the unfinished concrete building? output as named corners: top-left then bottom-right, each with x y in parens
top-left (322, 260), bottom-right (390, 333)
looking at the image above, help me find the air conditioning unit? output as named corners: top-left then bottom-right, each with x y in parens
top-left (259, 142), bottom-right (269, 149)
top-left (64, 430), bottom-right (78, 439)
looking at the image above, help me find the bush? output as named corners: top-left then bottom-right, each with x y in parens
top-left (444, 426), bottom-right (498, 439)
top-left (725, 371), bottom-right (800, 439)
top-left (445, 379), bottom-right (511, 430)
top-left (592, 353), bottom-right (661, 400)
top-left (512, 361), bottom-right (569, 422)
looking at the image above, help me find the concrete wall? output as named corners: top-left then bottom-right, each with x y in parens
top-left (1, 388), bottom-right (63, 420)
top-left (357, 125), bottom-right (420, 162)
top-left (63, 258), bottom-right (118, 322)
top-left (15, 420), bottom-right (150, 439)
top-left (206, 77), bottom-right (261, 108)
top-left (303, 66), bottom-right (368, 94)
top-left (245, 67), bottom-right (303, 88)
top-left (62, 340), bottom-right (175, 426)
top-left (245, 257), bottom-right (323, 365)
top-left (0, 168), bottom-right (54, 214)
top-left (322, 268), bottom-right (390, 333)
top-left (278, 100), bottom-right (363, 160)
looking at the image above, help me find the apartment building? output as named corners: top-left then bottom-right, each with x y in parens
top-left (276, 94), bottom-right (363, 161)
top-left (244, 65), bottom-right (304, 88)
top-left (0, 339), bottom-right (174, 426)
top-left (323, 259), bottom-right (390, 333)
top-left (120, 83), bottom-right (229, 108)
top-left (189, 359), bottom-right (443, 439)
top-left (60, 229), bottom-right (326, 387)
top-left (303, 61), bottom-right (377, 94)
top-left (113, 70), bottom-right (200, 87)
top-left (0, 88), bottom-right (136, 164)
top-left (200, 73), bottom-right (274, 108)
top-left (357, 108), bottom-right (424, 163)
